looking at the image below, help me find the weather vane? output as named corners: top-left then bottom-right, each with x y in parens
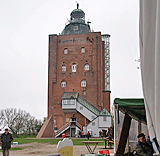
top-left (75, 1), bottom-right (79, 9)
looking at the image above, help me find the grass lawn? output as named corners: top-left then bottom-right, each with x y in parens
top-left (13, 137), bottom-right (105, 146)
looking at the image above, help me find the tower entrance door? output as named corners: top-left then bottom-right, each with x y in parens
top-left (71, 128), bottom-right (75, 137)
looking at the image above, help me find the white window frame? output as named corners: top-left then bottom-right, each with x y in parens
top-left (85, 64), bottom-right (89, 70)
top-left (83, 90), bottom-right (86, 95)
top-left (62, 65), bottom-right (66, 72)
top-left (61, 81), bottom-right (66, 87)
top-left (81, 47), bottom-right (85, 53)
top-left (64, 48), bottom-right (68, 54)
top-left (81, 80), bottom-right (86, 87)
top-left (63, 99), bottom-right (75, 105)
top-left (72, 63), bottom-right (77, 72)
top-left (74, 26), bottom-right (78, 30)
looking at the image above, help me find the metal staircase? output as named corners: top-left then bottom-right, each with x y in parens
top-left (55, 121), bottom-right (82, 138)
top-left (76, 121), bottom-right (82, 130)
top-left (55, 92), bottom-right (101, 138)
top-left (55, 122), bottom-right (70, 138)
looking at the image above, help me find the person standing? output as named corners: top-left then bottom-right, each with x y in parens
top-left (99, 130), bottom-right (102, 138)
top-left (87, 131), bottom-right (90, 140)
top-left (1, 128), bottom-right (13, 156)
top-left (135, 133), bottom-right (154, 156)
top-left (82, 131), bottom-right (84, 138)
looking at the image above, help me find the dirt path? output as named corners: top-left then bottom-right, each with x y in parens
top-left (4, 142), bottom-right (114, 156)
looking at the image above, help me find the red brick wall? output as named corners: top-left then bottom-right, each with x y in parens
top-left (48, 32), bottom-right (110, 134)
top-left (102, 91), bottom-right (111, 113)
top-left (36, 116), bottom-right (53, 138)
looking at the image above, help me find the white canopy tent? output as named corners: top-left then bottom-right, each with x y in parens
top-left (140, 0), bottom-right (160, 154)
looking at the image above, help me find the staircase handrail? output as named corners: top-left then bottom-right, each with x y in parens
top-left (76, 121), bottom-right (82, 130)
top-left (55, 122), bottom-right (70, 136)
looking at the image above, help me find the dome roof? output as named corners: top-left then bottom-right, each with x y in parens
top-left (70, 3), bottom-right (85, 19)
top-left (61, 3), bottom-right (91, 35)
top-left (70, 8), bottom-right (85, 19)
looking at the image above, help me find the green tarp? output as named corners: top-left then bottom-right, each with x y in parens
top-left (114, 98), bottom-right (147, 124)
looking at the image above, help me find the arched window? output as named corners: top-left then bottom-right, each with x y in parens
top-left (72, 63), bottom-right (76, 72)
top-left (83, 90), bottom-right (86, 95)
top-left (61, 81), bottom-right (66, 87)
top-left (81, 80), bottom-right (86, 87)
top-left (62, 65), bottom-right (66, 72)
top-left (64, 48), bottom-right (68, 54)
top-left (85, 64), bottom-right (89, 70)
top-left (81, 47), bottom-right (85, 53)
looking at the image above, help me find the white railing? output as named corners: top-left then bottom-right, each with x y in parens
top-left (55, 121), bottom-right (83, 138)
top-left (55, 122), bottom-right (70, 138)
top-left (76, 121), bottom-right (82, 130)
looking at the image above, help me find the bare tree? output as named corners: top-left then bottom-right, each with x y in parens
top-left (0, 108), bottom-right (43, 137)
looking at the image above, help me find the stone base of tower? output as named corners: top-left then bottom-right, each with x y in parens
top-left (36, 115), bottom-right (53, 138)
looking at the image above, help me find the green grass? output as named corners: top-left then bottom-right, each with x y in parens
top-left (17, 135), bottom-right (37, 138)
top-left (13, 138), bottom-right (105, 146)
top-left (0, 138), bottom-right (112, 151)
top-left (11, 147), bottom-right (24, 150)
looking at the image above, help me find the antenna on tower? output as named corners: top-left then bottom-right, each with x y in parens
top-left (75, 1), bottom-right (79, 9)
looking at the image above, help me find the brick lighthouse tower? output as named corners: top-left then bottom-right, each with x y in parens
top-left (37, 3), bottom-right (111, 138)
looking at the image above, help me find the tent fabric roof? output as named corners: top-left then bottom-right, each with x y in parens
top-left (114, 98), bottom-right (147, 124)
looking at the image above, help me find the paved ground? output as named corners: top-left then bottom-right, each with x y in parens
top-left (0, 142), bottom-right (114, 156)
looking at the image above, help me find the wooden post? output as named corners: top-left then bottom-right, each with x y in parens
top-left (138, 120), bottom-right (141, 134)
top-left (116, 113), bottom-right (132, 156)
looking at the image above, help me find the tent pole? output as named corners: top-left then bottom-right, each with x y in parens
top-left (116, 113), bottom-right (132, 155)
top-left (138, 119), bottom-right (142, 134)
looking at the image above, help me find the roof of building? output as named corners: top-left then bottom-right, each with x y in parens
top-left (77, 94), bottom-right (100, 115)
top-left (61, 4), bottom-right (91, 35)
top-left (70, 9), bottom-right (85, 18)
top-left (62, 92), bottom-right (78, 99)
top-left (99, 108), bottom-right (111, 116)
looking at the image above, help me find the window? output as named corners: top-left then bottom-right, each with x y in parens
top-left (63, 99), bottom-right (75, 105)
top-left (81, 47), bottom-right (85, 53)
top-left (72, 63), bottom-right (76, 72)
top-left (85, 64), bottom-right (89, 70)
top-left (74, 26), bottom-right (78, 30)
top-left (81, 80), bottom-right (86, 87)
top-left (61, 81), bottom-right (66, 87)
top-left (80, 106), bottom-right (83, 110)
top-left (64, 48), bottom-right (68, 54)
top-left (70, 99), bottom-right (75, 105)
top-left (62, 65), bottom-right (66, 72)
top-left (92, 122), bottom-right (95, 126)
top-left (79, 118), bottom-right (82, 122)
top-left (103, 117), bottom-right (107, 122)
top-left (83, 90), bottom-right (86, 95)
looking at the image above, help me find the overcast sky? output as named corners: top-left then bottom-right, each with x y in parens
top-left (0, 0), bottom-right (143, 120)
